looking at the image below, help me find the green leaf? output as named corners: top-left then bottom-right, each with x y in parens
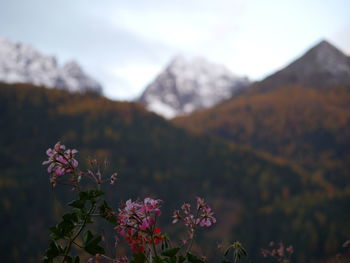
top-left (161, 247), bottom-right (181, 257)
top-left (83, 230), bottom-right (94, 245)
top-left (80, 190), bottom-right (104, 201)
top-left (186, 253), bottom-right (205, 263)
top-left (44, 241), bottom-right (61, 259)
top-left (63, 255), bottom-right (73, 263)
top-left (99, 201), bottom-right (117, 225)
top-left (164, 257), bottom-right (177, 263)
top-left (224, 247), bottom-right (230, 257)
top-left (49, 226), bottom-right (63, 240)
top-left (153, 256), bottom-right (164, 263)
top-left (68, 199), bottom-right (85, 209)
top-left (130, 253), bottom-right (146, 263)
top-left (63, 212), bottom-right (78, 223)
top-left (57, 218), bottom-right (75, 237)
top-left (83, 231), bottom-right (105, 255)
top-left (178, 255), bottom-right (186, 263)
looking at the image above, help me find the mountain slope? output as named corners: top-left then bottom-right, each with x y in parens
top-left (139, 56), bottom-right (249, 118)
top-left (249, 40), bottom-right (350, 92)
top-left (1, 82), bottom-right (346, 263)
top-left (172, 41), bottom-right (350, 260)
top-left (174, 85), bottom-right (350, 183)
top-left (175, 41), bottom-right (350, 185)
top-left (0, 37), bottom-right (102, 93)
top-left (174, 40), bottom-right (350, 186)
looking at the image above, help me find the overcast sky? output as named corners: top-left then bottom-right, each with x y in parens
top-left (1, 0), bottom-right (349, 100)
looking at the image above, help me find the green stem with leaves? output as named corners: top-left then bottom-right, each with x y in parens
top-left (61, 204), bottom-right (96, 263)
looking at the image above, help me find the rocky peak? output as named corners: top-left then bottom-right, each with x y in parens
top-left (139, 56), bottom-right (249, 118)
top-left (291, 40), bottom-right (350, 75)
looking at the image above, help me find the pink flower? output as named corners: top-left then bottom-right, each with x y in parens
top-left (277, 242), bottom-right (284, 257)
top-left (110, 173), bottom-right (118, 185)
top-left (199, 217), bottom-right (216, 227)
top-left (261, 241), bottom-right (293, 262)
top-left (115, 256), bottom-right (129, 263)
top-left (181, 203), bottom-right (191, 214)
top-left (196, 197), bottom-right (205, 209)
top-left (172, 210), bottom-right (181, 224)
top-left (172, 197), bottom-right (216, 239)
top-left (116, 197), bottom-right (163, 251)
top-left (140, 219), bottom-right (151, 230)
top-left (286, 245), bottom-right (294, 254)
top-left (42, 142), bottom-right (79, 187)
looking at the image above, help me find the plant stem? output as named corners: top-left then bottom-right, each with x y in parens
top-left (150, 225), bottom-right (158, 259)
top-left (186, 235), bottom-right (195, 254)
top-left (186, 206), bottom-right (201, 253)
top-left (151, 240), bottom-right (158, 259)
top-left (72, 240), bottom-right (83, 248)
top-left (61, 204), bottom-right (96, 263)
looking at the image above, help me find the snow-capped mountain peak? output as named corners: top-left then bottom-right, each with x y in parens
top-left (139, 56), bottom-right (249, 118)
top-left (0, 37), bottom-right (102, 94)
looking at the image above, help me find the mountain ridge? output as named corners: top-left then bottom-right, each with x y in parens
top-left (0, 37), bottom-right (102, 94)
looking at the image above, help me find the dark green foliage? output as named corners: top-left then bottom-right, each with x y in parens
top-left (161, 248), bottom-right (181, 258)
top-left (99, 200), bottom-right (118, 225)
top-left (186, 252), bottom-right (205, 263)
top-left (130, 253), bottom-right (147, 263)
top-left (43, 190), bottom-right (105, 262)
top-left (83, 231), bottom-right (104, 255)
top-left (43, 241), bottom-right (64, 262)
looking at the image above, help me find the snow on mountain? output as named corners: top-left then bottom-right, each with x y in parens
top-left (0, 37), bottom-right (102, 93)
top-left (139, 56), bottom-right (249, 118)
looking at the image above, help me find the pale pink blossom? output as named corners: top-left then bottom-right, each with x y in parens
top-left (110, 173), bottom-right (118, 185)
top-left (172, 197), bottom-right (216, 239)
top-left (42, 142), bottom-right (79, 186)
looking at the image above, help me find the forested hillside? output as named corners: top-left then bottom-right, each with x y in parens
top-left (174, 85), bottom-right (350, 186)
top-left (0, 83), bottom-right (349, 263)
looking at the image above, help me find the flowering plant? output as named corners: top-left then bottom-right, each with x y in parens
top-left (43, 142), bottom-right (247, 263)
top-left (260, 241), bottom-right (293, 263)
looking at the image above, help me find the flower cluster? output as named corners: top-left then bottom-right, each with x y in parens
top-left (42, 142), bottom-right (79, 186)
top-left (87, 254), bottom-right (129, 263)
top-left (343, 239), bottom-right (350, 255)
top-left (261, 241), bottom-right (294, 262)
top-left (172, 197), bottom-right (216, 239)
top-left (42, 142), bottom-right (221, 263)
top-left (86, 159), bottom-right (117, 185)
top-left (117, 198), bottom-right (163, 252)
